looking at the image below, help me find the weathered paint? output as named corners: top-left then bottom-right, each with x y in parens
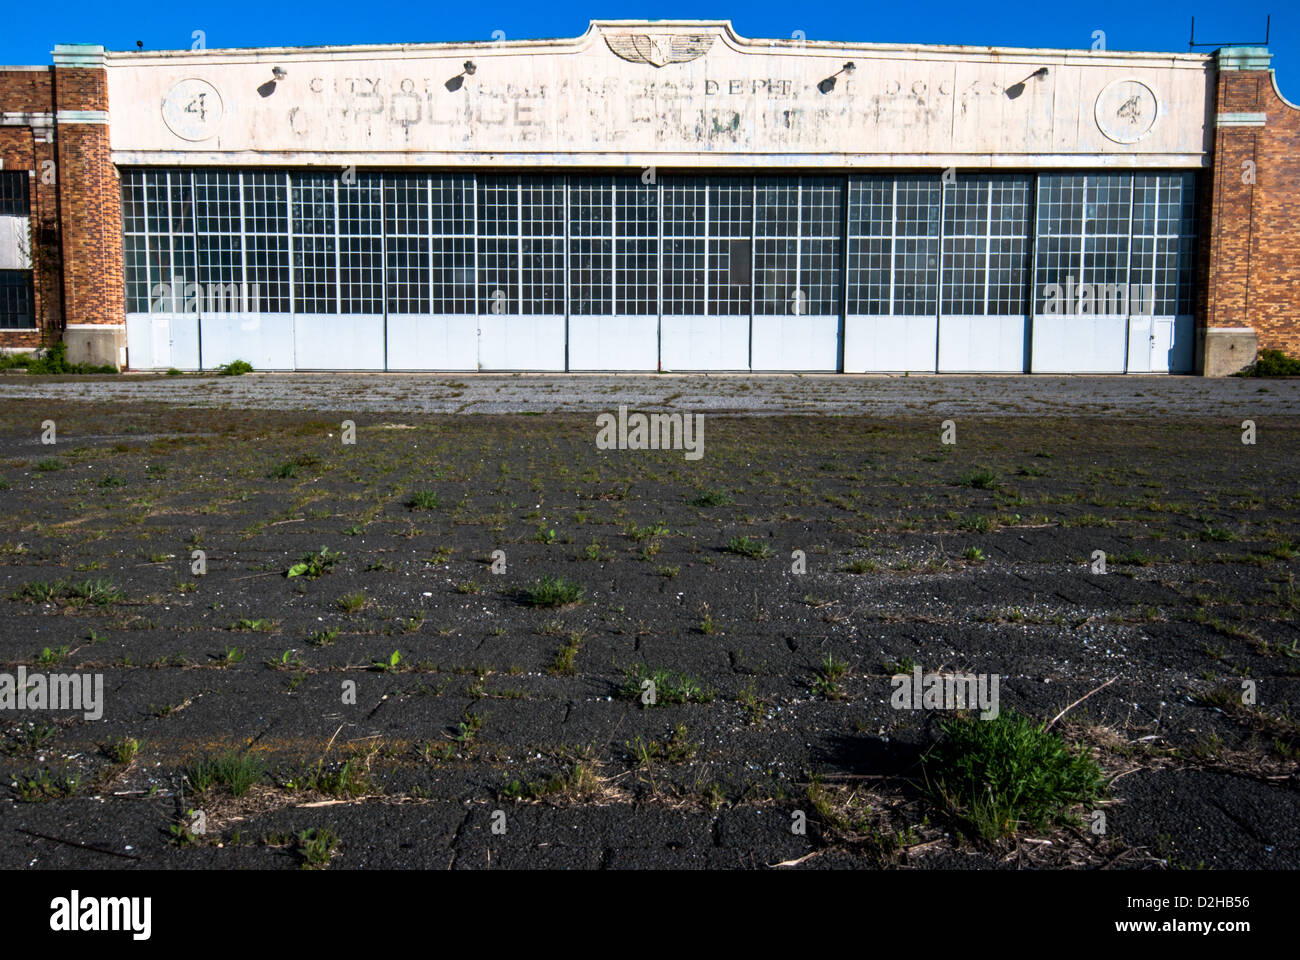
top-left (106, 21), bottom-right (1213, 169)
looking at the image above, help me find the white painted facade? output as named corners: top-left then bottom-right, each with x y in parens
top-left (109, 21), bottom-right (1213, 373)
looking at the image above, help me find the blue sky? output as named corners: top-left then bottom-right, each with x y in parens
top-left (5, 2), bottom-right (1292, 94)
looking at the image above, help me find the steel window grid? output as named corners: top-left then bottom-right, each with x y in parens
top-left (0, 171), bottom-right (30, 217)
top-left (0, 270), bottom-right (35, 329)
top-left (118, 168), bottom-right (1200, 369)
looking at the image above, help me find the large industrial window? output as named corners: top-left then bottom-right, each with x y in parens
top-left (568, 176), bottom-right (613, 315)
top-left (384, 175), bottom-right (430, 314)
top-left (660, 176), bottom-right (753, 316)
top-left (1034, 173), bottom-right (1196, 315)
top-left (120, 169), bottom-right (1196, 331)
top-left (845, 177), bottom-right (892, 315)
top-left (430, 174), bottom-right (475, 314)
top-left (755, 177), bottom-right (843, 316)
top-left (292, 174), bottom-right (337, 314)
top-left (193, 170), bottom-right (243, 311)
top-left (338, 175), bottom-right (383, 314)
top-left (567, 175), bottom-right (659, 316)
top-left (614, 178), bottom-right (658, 315)
top-left (243, 172), bottom-right (290, 313)
top-left (846, 176), bottom-right (941, 315)
top-left (661, 177), bottom-right (707, 315)
top-left (940, 176), bottom-right (1030, 315)
top-left (121, 170), bottom-right (194, 313)
top-left (477, 175), bottom-right (563, 315)
top-left (1130, 173), bottom-right (1197, 315)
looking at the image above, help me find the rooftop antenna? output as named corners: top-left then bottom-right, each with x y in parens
top-left (1189, 14), bottom-right (1271, 49)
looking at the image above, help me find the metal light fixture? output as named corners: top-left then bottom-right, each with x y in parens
top-left (272, 66), bottom-right (287, 80)
top-left (446, 61), bottom-right (477, 92)
top-left (1004, 66), bottom-right (1048, 100)
top-left (818, 62), bottom-right (855, 94)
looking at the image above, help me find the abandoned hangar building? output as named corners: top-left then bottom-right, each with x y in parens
top-left (0, 21), bottom-right (1296, 375)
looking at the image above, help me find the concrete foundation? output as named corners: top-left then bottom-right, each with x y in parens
top-left (1200, 327), bottom-right (1258, 376)
top-left (63, 324), bottom-right (127, 370)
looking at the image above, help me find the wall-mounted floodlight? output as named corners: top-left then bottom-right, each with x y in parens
top-left (1004, 66), bottom-right (1048, 100)
top-left (259, 67), bottom-right (287, 98)
top-left (446, 61), bottom-right (477, 91)
top-left (818, 61), bottom-right (855, 95)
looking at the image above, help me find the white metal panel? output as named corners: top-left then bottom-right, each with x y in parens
top-left (1030, 315), bottom-right (1127, 373)
top-left (199, 314), bottom-right (294, 371)
top-left (386, 314), bottom-right (478, 371)
top-left (1126, 316), bottom-right (1193, 374)
top-left (750, 315), bottom-right (839, 371)
top-left (0, 215), bottom-right (30, 269)
top-left (125, 313), bottom-right (162, 370)
top-left (477, 314), bottom-right (565, 370)
top-left (567, 316), bottom-right (658, 371)
top-left (125, 313), bottom-right (202, 370)
top-left (294, 315), bottom-right (385, 370)
top-left (659, 315), bottom-right (750, 371)
top-left (843, 316), bottom-right (937, 372)
top-left (938, 315), bottom-right (1028, 373)
top-left (169, 314), bottom-right (201, 370)
top-left (1126, 315), bottom-right (1154, 372)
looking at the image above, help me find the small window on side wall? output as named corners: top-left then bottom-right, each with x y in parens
top-left (0, 172), bottom-right (31, 217)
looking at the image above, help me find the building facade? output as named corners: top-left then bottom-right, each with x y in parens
top-left (0, 22), bottom-right (1296, 373)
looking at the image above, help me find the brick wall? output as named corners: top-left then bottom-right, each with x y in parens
top-left (52, 65), bottom-right (124, 337)
top-left (0, 50), bottom-right (124, 364)
top-left (1205, 49), bottom-right (1300, 361)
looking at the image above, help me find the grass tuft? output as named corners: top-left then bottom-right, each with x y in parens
top-left (921, 710), bottom-right (1105, 840)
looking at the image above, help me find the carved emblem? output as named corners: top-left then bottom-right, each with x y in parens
top-left (162, 78), bottom-right (223, 142)
top-left (605, 33), bottom-right (714, 67)
top-left (1094, 79), bottom-right (1157, 144)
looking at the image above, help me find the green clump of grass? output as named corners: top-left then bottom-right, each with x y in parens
top-left (103, 737), bottom-right (140, 765)
top-left (296, 826), bottom-right (341, 869)
top-left (619, 664), bottom-right (711, 706)
top-left (408, 490), bottom-right (440, 510)
top-left (336, 591), bottom-right (368, 613)
top-left (14, 768), bottom-right (81, 801)
top-left (958, 468), bottom-right (1000, 490)
top-left (724, 535), bottom-right (773, 559)
top-left (921, 710), bottom-right (1105, 840)
top-left (270, 453), bottom-right (321, 479)
top-left (216, 359), bottom-right (254, 376)
top-left (187, 751), bottom-right (267, 797)
top-left (35, 458), bottom-right (65, 472)
top-left (15, 578), bottom-right (122, 606)
top-left (518, 575), bottom-right (585, 608)
top-left (842, 558), bottom-right (878, 574)
top-left (692, 488), bottom-right (733, 508)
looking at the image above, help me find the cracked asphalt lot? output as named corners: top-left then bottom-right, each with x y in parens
top-left (0, 373), bottom-right (1296, 869)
